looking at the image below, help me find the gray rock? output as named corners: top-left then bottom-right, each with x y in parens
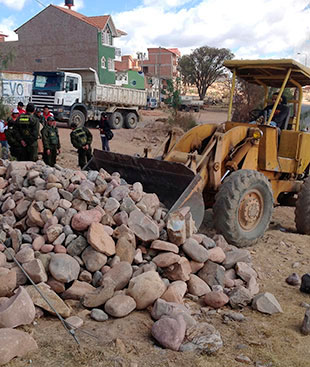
top-left (229, 286), bottom-right (252, 309)
top-left (198, 261), bottom-right (225, 287)
top-left (67, 235), bottom-right (88, 257)
top-left (104, 295), bottom-right (136, 317)
top-left (82, 246), bottom-right (107, 272)
top-left (128, 209), bottom-right (159, 242)
top-left (180, 322), bottom-right (223, 354)
top-left (301, 308), bottom-right (310, 335)
top-left (252, 292), bottom-right (283, 314)
top-left (90, 308), bottom-right (109, 321)
top-left (49, 253), bottom-right (80, 283)
top-left (182, 238), bottom-right (209, 263)
top-left (223, 248), bottom-right (251, 269)
top-left (286, 272), bottom-right (301, 286)
top-left (151, 298), bottom-right (196, 329)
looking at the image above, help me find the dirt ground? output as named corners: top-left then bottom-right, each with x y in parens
top-left (8, 109), bottom-right (310, 367)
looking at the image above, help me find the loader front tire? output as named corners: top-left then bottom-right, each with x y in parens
top-left (213, 170), bottom-right (273, 247)
top-left (295, 177), bottom-right (310, 234)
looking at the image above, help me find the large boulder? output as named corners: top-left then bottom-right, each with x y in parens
top-left (0, 328), bottom-right (38, 365)
top-left (127, 271), bottom-right (166, 309)
top-left (0, 287), bottom-right (35, 328)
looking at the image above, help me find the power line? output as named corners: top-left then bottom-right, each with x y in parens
top-left (33, 0), bottom-right (47, 8)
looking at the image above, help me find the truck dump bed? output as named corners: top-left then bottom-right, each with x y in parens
top-left (60, 68), bottom-right (147, 107)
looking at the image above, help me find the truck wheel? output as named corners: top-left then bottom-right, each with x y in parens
top-left (110, 112), bottom-right (124, 129)
top-left (295, 177), bottom-right (310, 234)
top-left (125, 112), bottom-right (138, 129)
top-left (213, 170), bottom-right (273, 247)
top-left (70, 110), bottom-right (85, 127)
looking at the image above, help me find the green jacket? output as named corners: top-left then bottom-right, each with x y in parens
top-left (15, 113), bottom-right (40, 146)
top-left (5, 118), bottom-right (19, 147)
top-left (41, 125), bottom-right (60, 150)
top-left (70, 127), bottom-right (92, 149)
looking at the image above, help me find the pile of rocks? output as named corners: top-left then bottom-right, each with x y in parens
top-left (0, 160), bottom-right (283, 362)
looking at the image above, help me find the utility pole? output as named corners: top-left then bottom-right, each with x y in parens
top-left (158, 46), bottom-right (161, 103)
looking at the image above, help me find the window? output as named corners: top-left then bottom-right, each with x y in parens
top-left (101, 56), bottom-right (106, 69)
top-left (66, 77), bottom-right (78, 91)
top-left (108, 58), bottom-right (114, 71)
top-left (101, 27), bottom-right (113, 46)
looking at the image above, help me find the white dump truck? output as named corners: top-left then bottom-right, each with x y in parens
top-left (30, 68), bottom-right (147, 128)
top-left (179, 95), bottom-right (204, 112)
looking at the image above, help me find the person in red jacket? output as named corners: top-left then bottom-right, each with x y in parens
top-left (0, 119), bottom-right (8, 159)
top-left (43, 105), bottom-right (54, 123)
top-left (17, 101), bottom-right (26, 115)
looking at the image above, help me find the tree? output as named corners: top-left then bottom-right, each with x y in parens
top-left (178, 46), bottom-right (234, 100)
top-left (162, 78), bottom-right (181, 117)
top-left (0, 51), bottom-right (14, 120)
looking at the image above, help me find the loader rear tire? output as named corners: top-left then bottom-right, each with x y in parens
top-left (213, 170), bottom-right (273, 247)
top-left (295, 177), bottom-right (310, 234)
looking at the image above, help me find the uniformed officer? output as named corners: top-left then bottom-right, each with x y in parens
top-left (70, 122), bottom-right (93, 169)
top-left (41, 116), bottom-right (60, 167)
top-left (15, 103), bottom-right (40, 161)
top-left (5, 108), bottom-right (22, 160)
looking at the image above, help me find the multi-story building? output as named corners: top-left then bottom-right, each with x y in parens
top-left (139, 47), bottom-right (181, 80)
top-left (0, 4), bottom-right (126, 84)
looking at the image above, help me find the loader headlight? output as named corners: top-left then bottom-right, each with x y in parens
top-left (250, 128), bottom-right (263, 140)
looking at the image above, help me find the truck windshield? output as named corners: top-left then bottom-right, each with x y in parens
top-left (33, 74), bottom-right (64, 92)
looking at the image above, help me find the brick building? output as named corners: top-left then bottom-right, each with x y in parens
top-left (139, 47), bottom-right (181, 79)
top-left (0, 4), bottom-right (126, 84)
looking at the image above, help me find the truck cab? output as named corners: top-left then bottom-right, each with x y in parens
top-left (31, 71), bottom-right (84, 124)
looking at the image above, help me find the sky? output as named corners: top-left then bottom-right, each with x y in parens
top-left (0, 0), bottom-right (310, 63)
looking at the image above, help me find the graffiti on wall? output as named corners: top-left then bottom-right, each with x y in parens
top-left (0, 78), bottom-right (33, 107)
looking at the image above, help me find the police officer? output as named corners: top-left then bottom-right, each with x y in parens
top-left (5, 108), bottom-right (22, 160)
top-left (41, 116), bottom-right (60, 167)
top-left (15, 103), bottom-right (40, 161)
top-left (70, 122), bottom-right (93, 169)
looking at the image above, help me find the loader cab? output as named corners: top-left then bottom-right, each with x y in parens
top-left (224, 59), bottom-right (310, 171)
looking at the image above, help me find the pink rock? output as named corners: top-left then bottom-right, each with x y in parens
top-left (71, 209), bottom-right (103, 231)
top-left (87, 222), bottom-right (116, 256)
top-left (208, 247), bottom-right (226, 263)
top-left (27, 203), bottom-right (44, 227)
top-left (204, 291), bottom-right (229, 308)
top-left (32, 235), bottom-right (45, 251)
top-left (150, 240), bottom-right (179, 254)
top-left (236, 262), bottom-right (257, 282)
top-left (161, 281), bottom-right (187, 304)
top-left (65, 315), bottom-right (83, 329)
top-left (46, 277), bottom-right (66, 293)
top-left (103, 225), bottom-right (114, 236)
top-left (0, 328), bottom-right (38, 365)
top-left (151, 314), bottom-right (186, 351)
top-left (54, 244), bottom-right (67, 253)
top-left (187, 274), bottom-right (211, 296)
top-left (127, 271), bottom-right (166, 310)
top-left (23, 259), bottom-right (48, 283)
top-left (0, 252), bottom-right (6, 266)
top-left (152, 252), bottom-right (181, 268)
top-left (41, 244), bottom-right (54, 253)
top-left (0, 287), bottom-right (35, 328)
top-left (0, 268), bottom-right (16, 297)
top-left (163, 257), bottom-right (192, 281)
top-left (190, 261), bottom-right (204, 273)
top-left (0, 243), bottom-right (5, 252)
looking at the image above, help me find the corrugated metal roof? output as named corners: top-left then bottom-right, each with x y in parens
top-left (224, 59), bottom-right (310, 87)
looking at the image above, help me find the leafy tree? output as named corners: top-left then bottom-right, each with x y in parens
top-left (162, 78), bottom-right (181, 117)
top-left (178, 46), bottom-right (234, 100)
top-left (0, 51), bottom-right (15, 120)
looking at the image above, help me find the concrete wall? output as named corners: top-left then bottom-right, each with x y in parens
top-left (0, 6), bottom-right (98, 73)
top-left (0, 71), bottom-right (34, 108)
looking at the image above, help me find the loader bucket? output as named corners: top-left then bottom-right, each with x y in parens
top-left (86, 149), bottom-right (205, 228)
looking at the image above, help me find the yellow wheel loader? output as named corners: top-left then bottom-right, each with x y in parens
top-left (87, 59), bottom-right (310, 247)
